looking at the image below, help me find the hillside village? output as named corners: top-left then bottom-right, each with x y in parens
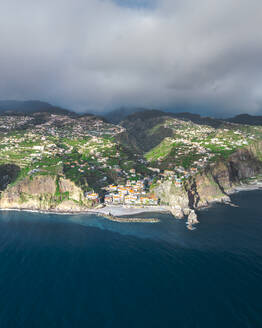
top-left (146, 118), bottom-right (260, 172)
top-left (1, 111), bottom-right (262, 208)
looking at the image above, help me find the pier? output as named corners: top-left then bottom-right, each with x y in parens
top-left (103, 213), bottom-right (160, 223)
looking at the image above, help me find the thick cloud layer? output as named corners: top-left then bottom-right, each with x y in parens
top-left (0, 0), bottom-right (262, 115)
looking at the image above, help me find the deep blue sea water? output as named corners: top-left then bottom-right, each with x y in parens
top-left (0, 190), bottom-right (262, 328)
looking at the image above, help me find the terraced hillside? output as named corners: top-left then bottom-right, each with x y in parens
top-left (0, 111), bottom-right (152, 201)
top-left (121, 110), bottom-right (262, 171)
top-left (1, 108), bottom-right (262, 214)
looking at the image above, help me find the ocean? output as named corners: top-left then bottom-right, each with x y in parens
top-left (0, 189), bottom-right (262, 327)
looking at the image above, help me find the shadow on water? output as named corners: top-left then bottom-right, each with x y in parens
top-left (0, 190), bottom-right (261, 327)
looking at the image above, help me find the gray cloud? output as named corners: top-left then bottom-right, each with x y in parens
top-left (0, 0), bottom-right (262, 115)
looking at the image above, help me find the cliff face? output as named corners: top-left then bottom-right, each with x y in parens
top-left (0, 175), bottom-right (92, 212)
top-left (58, 178), bottom-right (84, 203)
top-left (154, 142), bottom-right (262, 217)
top-left (212, 146), bottom-right (262, 192)
top-left (1, 142), bottom-right (262, 216)
top-left (154, 181), bottom-right (190, 218)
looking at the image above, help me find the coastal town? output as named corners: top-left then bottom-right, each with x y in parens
top-left (1, 111), bottom-right (262, 208)
top-left (104, 178), bottom-right (158, 206)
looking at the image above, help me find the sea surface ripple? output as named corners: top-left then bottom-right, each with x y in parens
top-left (0, 190), bottom-right (261, 327)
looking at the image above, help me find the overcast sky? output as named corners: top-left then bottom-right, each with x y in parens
top-left (0, 0), bottom-right (262, 116)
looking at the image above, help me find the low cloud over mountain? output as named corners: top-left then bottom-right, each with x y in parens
top-left (1, 0), bottom-right (262, 115)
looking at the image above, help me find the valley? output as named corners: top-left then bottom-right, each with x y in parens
top-left (1, 106), bottom-right (262, 221)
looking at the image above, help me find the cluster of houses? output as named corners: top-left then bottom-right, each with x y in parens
top-left (0, 115), bottom-right (33, 131)
top-left (159, 170), bottom-right (184, 186)
top-left (0, 120), bottom-right (124, 171)
top-left (1, 113), bottom-right (261, 210)
top-left (33, 114), bottom-right (124, 139)
top-left (104, 180), bottom-right (159, 206)
top-left (153, 119), bottom-right (257, 172)
top-left (85, 192), bottom-right (100, 202)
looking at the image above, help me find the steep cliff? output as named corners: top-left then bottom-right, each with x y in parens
top-left (1, 142), bottom-right (262, 216)
top-left (153, 181), bottom-right (190, 218)
top-left (211, 145), bottom-right (262, 192)
top-left (154, 142), bottom-right (262, 218)
top-left (0, 174), bottom-right (93, 212)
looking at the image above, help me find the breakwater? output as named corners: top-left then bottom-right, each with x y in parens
top-left (103, 213), bottom-right (160, 223)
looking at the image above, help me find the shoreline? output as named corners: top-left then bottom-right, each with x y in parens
top-left (197, 181), bottom-right (262, 212)
top-left (228, 181), bottom-right (262, 193)
top-left (0, 181), bottom-right (262, 219)
top-left (0, 205), bottom-right (170, 218)
top-left (93, 205), bottom-right (170, 217)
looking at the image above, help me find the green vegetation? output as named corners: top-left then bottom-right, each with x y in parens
top-left (1, 110), bottom-right (262, 202)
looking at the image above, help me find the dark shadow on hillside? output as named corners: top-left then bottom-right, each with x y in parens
top-left (0, 164), bottom-right (20, 191)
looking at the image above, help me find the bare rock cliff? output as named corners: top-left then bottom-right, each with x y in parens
top-left (154, 142), bottom-right (262, 218)
top-left (0, 175), bottom-right (91, 212)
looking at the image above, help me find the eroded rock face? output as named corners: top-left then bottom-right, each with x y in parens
top-left (228, 148), bottom-right (262, 182)
top-left (0, 175), bottom-right (56, 210)
top-left (190, 171), bottom-right (230, 208)
top-left (1, 142), bottom-right (262, 215)
top-left (210, 160), bottom-right (232, 191)
top-left (0, 175), bottom-right (88, 212)
top-left (17, 175), bottom-right (57, 195)
top-left (169, 206), bottom-right (184, 219)
top-left (188, 210), bottom-right (199, 225)
top-left (154, 181), bottom-right (189, 209)
top-left (154, 142), bottom-right (262, 216)
top-left (59, 178), bottom-right (83, 202)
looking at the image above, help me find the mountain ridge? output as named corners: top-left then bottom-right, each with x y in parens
top-left (0, 100), bottom-right (71, 115)
top-left (1, 99), bottom-right (262, 127)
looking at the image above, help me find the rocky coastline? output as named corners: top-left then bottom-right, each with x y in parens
top-left (0, 181), bottom-right (262, 225)
top-left (1, 143), bottom-right (262, 227)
